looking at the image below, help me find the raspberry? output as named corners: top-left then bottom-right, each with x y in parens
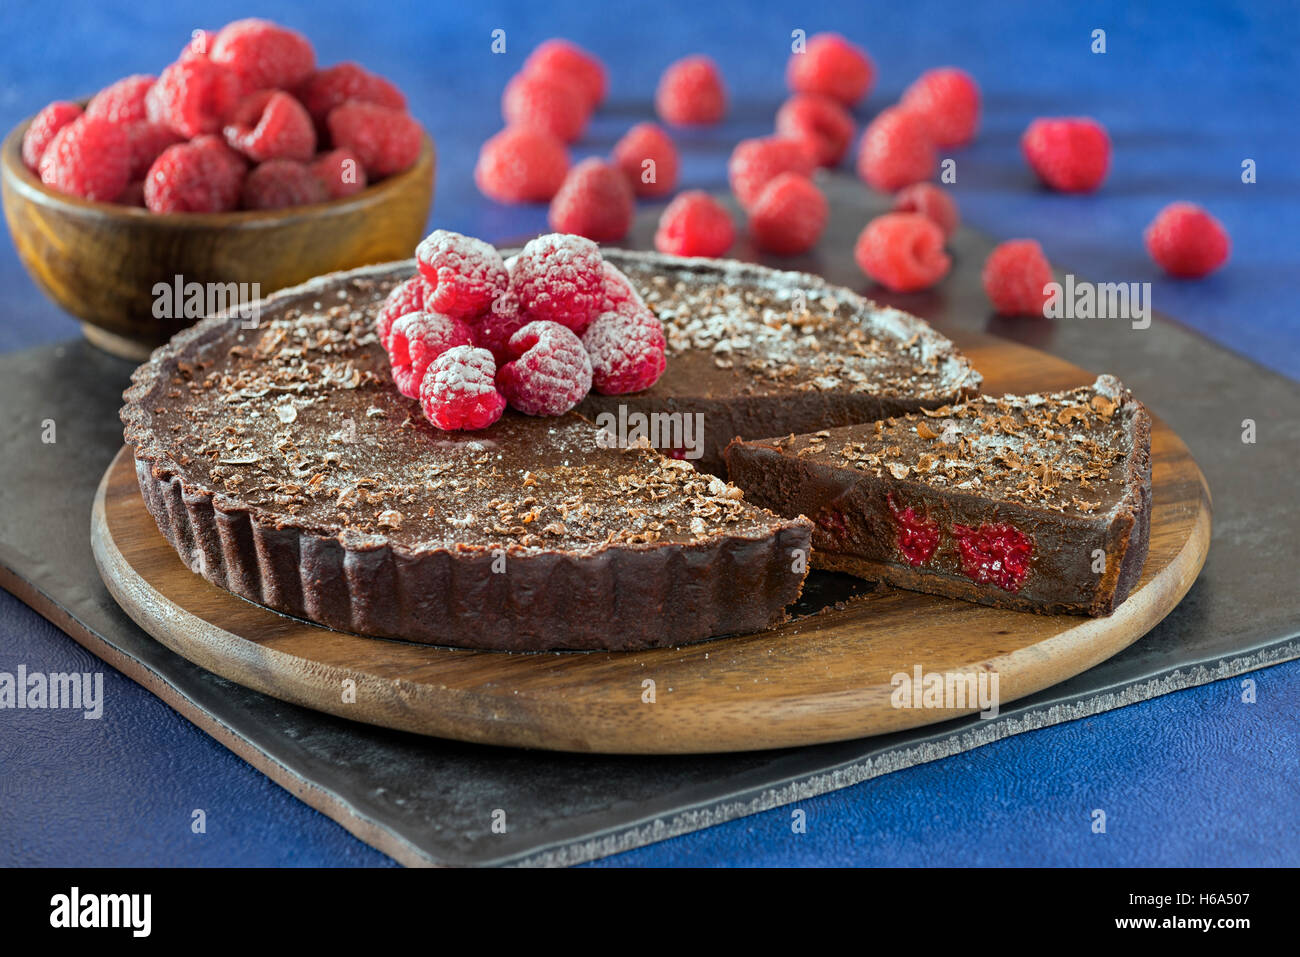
top-left (387, 311), bottom-right (475, 398)
top-left (786, 33), bottom-right (874, 106)
top-left (144, 135), bottom-right (245, 213)
top-left (600, 261), bottom-right (645, 313)
top-left (222, 90), bottom-right (316, 163)
top-left (126, 122), bottom-right (185, 179)
top-left (21, 102), bottom-right (82, 171)
top-left (1021, 117), bottom-right (1110, 192)
top-left (38, 117), bottom-right (130, 202)
top-left (496, 321), bottom-right (592, 416)
top-left (419, 346), bottom-right (507, 432)
top-left (119, 180), bottom-right (146, 207)
top-left (655, 55), bottom-right (726, 126)
top-left (501, 71), bottom-right (589, 143)
top-left (475, 127), bottom-right (568, 204)
top-left (471, 289), bottom-right (530, 363)
top-left (375, 276), bottom-right (431, 349)
top-left (415, 230), bottom-right (509, 320)
top-left (295, 62), bottom-right (406, 130)
top-left (901, 67), bottom-right (981, 148)
top-left (85, 75), bottom-right (155, 125)
top-left (309, 147), bottom-right (367, 198)
top-left (326, 101), bottom-right (421, 178)
top-left (523, 40), bottom-right (607, 111)
top-left (209, 18), bottom-right (316, 94)
top-left (612, 122), bottom-right (679, 197)
top-left (749, 172), bottom-right (828, 256)
top-left (854, 213), bottom-right (951, 292)
top-left (582, 304), bottom-right (667, 395)
top-left (511, 233), bottom-right (605, 334)
top-left (1144, 202), bottom-right (1230, 278)
top-left (146, 58), bottom-right (241, 138)
top-left (728, 136), bottom-right (816, 211)
top-left (952, 523), bottom-right (1034, 592)
top-left (181, 30), bottom-right (215, 61)
top-left (654, 190), bottom-right (735, 258)
top-left (981, 239), bottom-right (1054, 316)
top-left (775, 94), bottom-right (855, 167)
top-left (887, 494), bottom-right (940, 566)
top-left (856, 107), bottom-right (935, 192)
top-left (892, 182), bottom-right (959, 239)
top-left (548, 158), bottom-right (635, 242)
top-left (240, 158), bottom-right (327, 210)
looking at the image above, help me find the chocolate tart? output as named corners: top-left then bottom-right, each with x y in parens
top-left (580, 250), bottom-right (982, 474)
top-left (724, 376), bottom-right (1152, 616)
top-left (122, 262), bottom-right (812, 652)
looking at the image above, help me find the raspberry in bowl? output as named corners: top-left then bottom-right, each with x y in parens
top-left (1, 18), bottom-right (434, 358)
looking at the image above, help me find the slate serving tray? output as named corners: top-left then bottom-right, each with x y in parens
top-left (1, 175), bottom-right (1296, 866)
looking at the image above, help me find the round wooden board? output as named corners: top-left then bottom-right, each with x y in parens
top-left (91, 332), bottom-right (1211, 754)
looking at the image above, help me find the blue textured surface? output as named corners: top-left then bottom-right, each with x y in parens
top-left (0, 0), bottom-right (1297, 866)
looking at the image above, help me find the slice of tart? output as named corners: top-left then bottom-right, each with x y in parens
top-left (581, 250), bottom-right (981, 474)
top-left (122, 262), bottom-right (811, 652)
top-left (724, 376), bottom-right (1152, 616)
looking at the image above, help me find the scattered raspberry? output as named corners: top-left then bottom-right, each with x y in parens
top-left (786, 33), bottom-right (874, 106)
top-left (854, 213), bottom-right (951, 292)
top-left (475, 127), bottom-right (569, 203)
top-left (38, 117), bottom-right (130, 202)
top-left (887, 494), bottom-right (940, 566)
top-left (375, 275), bottom-right (431, 349)
top-left (511, 233), bottom-right (605, 334)
top-left (419, 346), bottom-right (507, 431)
top-left (223, 90), bottom-right (316, 162)
top-left (654, 190), bottom-right (735, 258)
top-left (146, 57), bottom-right (241, 138)
top-left (581, 304), bottom-right (667, 395)
top-left (125, 122), bottom-right (185, 179)
top-left (471, 289), bottom-right (530, 363)
top-left (85, 75), bottom-right (155, 125)
top-left (416, 230), bottom-right (509, 320)
top-left (774, 93), bottom-right (855, 167)
top-left (502, 70), bottom-right (589, 143)
top-left (240, 158), bottom-right (326, 210)
top-left (953, 523), bottom-right (1034, 592)
top-left (599, 261), bottom-right (645, 313)
top-left (309, 147), bottom-right (367, 198)
top-left (891, 182), bottom-right (959, 238)
top-left (21, 102), bottom-right (82, 171)
top-left (749, 172), bottom-right (828, 256)
top-left (523, 40), bottom-right (607, 111)
top-left (548, 158), bottom-right (635, 242)
top-left (295, 62), bottom-right (406, 130)
top-left (144, 135), bottom-right (245, 213)
top-left (856, 107), bottom-right (935, 192)
top-left (612, 122), bottom-right (679, 197)
top-left (1021, 117), bottom-right (1110, 192)
top-left (209, 18), bottom-right (316, 94)
top-left (326, 101), bottom-right (421, 178)
top-left (387, 311), bottom-right (475, 398)
top-left (900, 67), bottom-right (980, 148)
top-left (655, 55), bottom-right (726, 126)
top-left (180, 30), bottom-right (215, 61)
top-left (1144, 202), bottom-right (1230, 278)
top-left (981, 239), bottom-right (1054, 316)
top-left (496, 321), bottom-right (592, 416)
top-left (727, 136), bottom-right (815, 211)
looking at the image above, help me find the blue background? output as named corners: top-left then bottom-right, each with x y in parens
top-left (1, 0), bottom-right (1297, 866)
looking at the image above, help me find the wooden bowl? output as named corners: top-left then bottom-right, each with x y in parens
top-left (2, 115), bottom-right (435, 359)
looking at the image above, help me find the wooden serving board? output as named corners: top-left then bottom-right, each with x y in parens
top-left (90, 329), bottom-right (1211, 755)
